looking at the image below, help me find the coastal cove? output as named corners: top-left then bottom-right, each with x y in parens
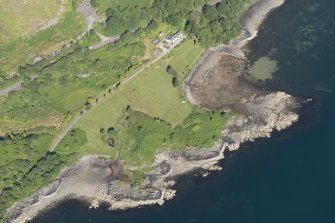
top-left (27, 0), bottom-right (335, 222)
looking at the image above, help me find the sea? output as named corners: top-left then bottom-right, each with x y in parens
top-left (30, 0), bottom-right (335, 222)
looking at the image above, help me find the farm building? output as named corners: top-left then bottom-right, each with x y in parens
top-left (166, 30), bottom-right (183, 44)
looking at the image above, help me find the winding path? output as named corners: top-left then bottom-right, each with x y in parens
top-left (0, 75), bottom-right (38, 97)
top-left (49, 115), bottom-right (83, 152)
top-left (89, 32), bottom-right (120, 50)
top-left (0, 81), bottom-right (23, 97)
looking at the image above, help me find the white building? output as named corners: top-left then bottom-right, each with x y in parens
top-left (166, 30), bottom-right (183, 44)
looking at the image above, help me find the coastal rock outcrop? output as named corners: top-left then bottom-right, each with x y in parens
top-left (5, 93), bottom-right (302, 223)
top-left (221, 92), bottom-right (300, 151)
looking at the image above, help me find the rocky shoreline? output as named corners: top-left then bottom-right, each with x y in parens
top-left (184, 0), bottom-right (286, 89)
top-left (5, 0), bottom-right (298, 222)
top-left (5, 92), bottom-right (303, 223)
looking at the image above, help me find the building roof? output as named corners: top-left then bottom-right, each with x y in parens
top-left (166, 30), bottom-right (182, 42)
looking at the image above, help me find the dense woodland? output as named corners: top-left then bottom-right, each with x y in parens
top-left (92, 0), bottom-right (250, 46)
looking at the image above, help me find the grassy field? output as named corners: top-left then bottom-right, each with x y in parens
top-left (0, 0), bottom-right (86, 76)
top-left (75, 39), bottom-right (204, 156)
top-left (0, 0), bottom-right (60, 42)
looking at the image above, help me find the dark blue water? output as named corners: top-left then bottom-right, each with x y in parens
top-left (30, 0), bottom-right (335, 222)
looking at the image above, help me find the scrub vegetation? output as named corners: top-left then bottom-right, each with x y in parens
top-left (119, 109), bottom-right (231, 169)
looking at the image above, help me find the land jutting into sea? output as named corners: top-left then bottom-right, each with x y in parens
top-left (2, 0), bottom-right (308, 222)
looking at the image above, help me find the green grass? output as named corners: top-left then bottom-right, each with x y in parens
top-left (75, 39), bottom-right (204, 156)
top-left (0, 29), bottom-right (146, 135)
top-left (118, 109), bottom-right (232, 167)
top-left (124, 69), bottom-right (192, 125)
top-left (0, 93), bottom-right (64, 134)
top-left (0, 0), bottom-right (60, 43)
top-left (74, 70), bottom-right (191, 156)
top-left (55, 128), bottom-right (88, 155)
top-left (166, 39), bottom-right (204, 77)
top-left (0, 0), bottom-right (86, 76)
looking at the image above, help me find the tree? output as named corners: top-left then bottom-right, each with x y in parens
top-left (107, 127), bottom-right (115, 135)
top-left (166, 65), bottom-right (178, 77)
top-left (172, 77), bottom-right (179, 87)
top-left (87, 97), bottom-right (94, 104)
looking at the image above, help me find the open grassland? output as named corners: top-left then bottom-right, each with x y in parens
top-left (0, 0), bottom-right (86, 76)
top-left (165, 39), bottom-right (204, 76)
top-left (75, 39), bottom-right (204, 155)
top-left (0, 0), bottom-right (60, 42)
top-left (0, 92), bottom-right (65, 134)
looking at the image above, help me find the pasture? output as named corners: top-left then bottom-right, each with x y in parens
top-left (75, 39), bottom-right (204, 156)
